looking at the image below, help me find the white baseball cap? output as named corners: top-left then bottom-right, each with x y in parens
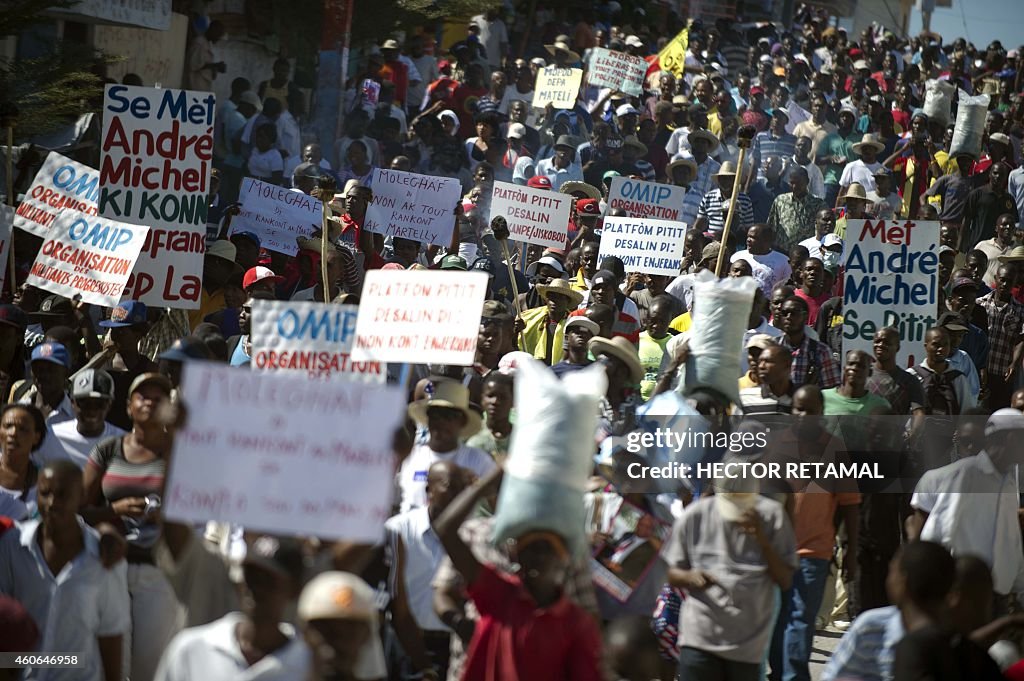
top-left (298, 571), bottom-right (377, 622)
top-left (507, 122), bottom-right (526, 140)
top-left (625, 35), bottom-right (644, 48)
top-left (986, 408), bottom-right (1024, 437)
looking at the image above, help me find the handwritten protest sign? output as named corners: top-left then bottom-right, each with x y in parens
top-left (489, 181), bottom-right (571, 249)
top-left (532, 67), bottom-right (584, 109)
top-left (599, 217), bottom-right (687, 276)
top-left (14, 152), bottom-right (99, 237)
top-left (232, 178), bottom-right (321, 256)
top-left (165, 362), bottom-right (405, 542)
top-left (99, 84), bottom-right (215, 308)
top-left (587, 48), bottom-right (648, 96)
top-left (352, 269), bottom-right (488, 365)
top-left (251, 300), bottom-right (385, 383)
top-left (27, 212), bottom-right (149, 307)
top-left (607, 176), bottom-right (687, 221)
top-left (843, 219), bottom-right (940, 367)
top-left (363, 168), bottom-right (461, 246)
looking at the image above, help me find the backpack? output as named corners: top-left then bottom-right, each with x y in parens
top-left (912, 366), bottom-right (963, 416)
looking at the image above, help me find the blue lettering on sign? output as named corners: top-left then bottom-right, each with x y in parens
top-left (104, 84), bottom-right (215, 124)
top-left (52, 165), bottom-right (100, 202)
top-left (277, 308), bottom-right (358, 344)
top-left (67, 218), bottom-right (134, 251)
top-left (620, 179), bottom-right (672, 204)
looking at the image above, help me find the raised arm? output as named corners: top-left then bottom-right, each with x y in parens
top-left (431, 466), bottom-right (503, 585)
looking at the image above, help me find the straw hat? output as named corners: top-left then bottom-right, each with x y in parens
top-left (544, 37), bottom-right (581, 63)
top-left (852, 133), bottom-right (885, 155)
top-left (668, 156), bottom-right (698, 178)
top-left (688, 129), bottom-right (720, 151)
top-left (560, 181), bottom-right (602, 201)
top-left (841, 182), bottom-right (869, 202)
top-left (589, 336), bottom-right (644, 384)
top-left (713, 161), bottom-right (739, 179)
top-left (536, 278), bottom-right (584, 307)
top-left (407, 381), bottom-right (482, 438)
top-left (998, 246), bottom-right (1024, 263)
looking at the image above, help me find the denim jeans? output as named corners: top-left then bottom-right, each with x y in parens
top-left (768, 557), bottom-right (831, 681)
top-left (678, 646), bottom-right (761, 681)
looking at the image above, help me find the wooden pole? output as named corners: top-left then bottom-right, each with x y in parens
top-left (5, 126), bottom-right (14, 297)
top-left (715, 137), bottom-right (753, 278)
top-left (500, 239), bottom-right (527, 349)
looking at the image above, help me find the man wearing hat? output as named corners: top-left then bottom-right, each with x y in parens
top-left (398, 382), bottom-right (494, 513)
top-left (817, 105), bottom-right (862, 207)
top-left (865, 166), bottom-right (900, 220)
top-left (752, 107), bottom-right (797, 182)
top-left (740, 341), bottom-right (795, 416)
top-left (535, 135), bottom-right (584, 190)
top-left (544, 34), bottom-right (581, 68)
top-left (569, 197), bottom-right (602, 248)
top-left (550, 316), bottom-right (599, 379)
top-left (13, 342), bottom-right (73, 426)
top-left (678, 128), bottom-right (723, 228)
top-left (518, 279), bottom-right (584, 365)
top-left (937, 311), bottom-right (983, 398)
top-left (693, 161), bottom-right (755, 238)
top-left (590, 335), bottom-right (643, 434)
top-left (33, 369), bottom-right (125, 469)
top-left (100, 300), bottom-right (159, 430)
top-left (837, 182), bottom-right (872, 221)
top-left (189, 239), bottom-right (243, 329)
top-left (838, 133), bottom-right (885, 197)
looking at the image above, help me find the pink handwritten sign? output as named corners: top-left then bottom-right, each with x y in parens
top-left (163, 362), bottom-right (405, 541)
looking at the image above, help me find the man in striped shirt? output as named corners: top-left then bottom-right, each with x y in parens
top-left (740, 343), bottom-right (795, 419)
top-left (693, 162), bottom-right (755, 239)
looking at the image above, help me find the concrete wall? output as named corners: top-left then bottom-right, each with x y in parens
top-left (92, 11), bottom-right (188, 87)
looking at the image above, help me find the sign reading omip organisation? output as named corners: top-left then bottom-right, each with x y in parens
top-left (489, 181), bottom-right (571, 249)
top-left (250, 300), bottom-right (384, 383)
top-left (607, 176), bottom-right (688, 221)
top-left (14, 152), bottom-right (99, 237)
top-left (99, 84), bottom-right (215, 309)
top-left (352, 269), bottom-right (489, 366)
top-left (843, 219), bottom-right (941, 368)
top-left (363, 168), bottom-right (461, 247)
top-left (598, 217), bottom-right (687, 277)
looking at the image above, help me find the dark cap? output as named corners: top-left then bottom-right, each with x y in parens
top-left (481, 300), bottom-right (512, 321)
top-left (128, 372), bottom-right (173, 396)
top-left (470, 257), bottom-right (495, 276)
top-left (591, 269), bottom-right (618, 288)
top-left (950, 276), bottom-right (978, 291)
top-left (938, 311), bottom-right (969, 331)
top-left (99, 300), bottom-right (148, 328)
top-left (243, 535), bottom-right (307, 586)
top-left (71, 368), bottom-right (116, 400)
top-left (0, 305), bottom-right (27, 331)
top-left (554, 134), bottom-right (576, 150)
top-left (33, 295), bottom-right (73, 318)
top-left (158, 337), bottom-right (213, 363)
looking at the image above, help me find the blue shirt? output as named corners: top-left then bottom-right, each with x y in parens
top-left (822, 605), bottom-right (903, 681)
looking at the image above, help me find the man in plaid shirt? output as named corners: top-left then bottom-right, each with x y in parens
top-left (976, 263), bottom-right (1024, 408)
top-left (776, 295), bottom-right (841, 389)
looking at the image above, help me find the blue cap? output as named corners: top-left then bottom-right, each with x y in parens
top-left (231, 231), bottom-right (262, 249)
top-left (99, 300), bottom-right (148, 328)
top-left (31, 342), bottom-right (71, 369)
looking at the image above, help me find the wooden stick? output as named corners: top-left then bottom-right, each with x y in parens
top-left (500, 239), bottom-right (527, 349)
top-left (715, 144), bottom-right (750, 278)
top-left (5, 127), bottom-right (15, 297)
top-left (321, 198), bottom-right (330, 304)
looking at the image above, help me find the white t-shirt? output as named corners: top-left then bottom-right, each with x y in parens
top-left (838, 160), bottom-right (882, 193)
top-left (34, 420), bottom-right (127, 469)
top-left (398, 443), bottom-right (495, 513)
top-left (731, 249), bottom-right (793, 296)
top-left (248, 148), bottom-right (284, 179)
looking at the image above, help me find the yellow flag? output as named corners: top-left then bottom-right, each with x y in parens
top-left (658, 27), bottom-right (689, 77)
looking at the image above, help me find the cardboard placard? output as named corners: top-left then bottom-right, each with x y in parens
top-left (362, 168), bottom-right (461, 246)
top-left (27, 212), bottom-right (149, 307)
top-left (14, 152), bottom-right (100, 237)
top-left (587, 47), bottom-right (648, 97)
top-left (843, 219), bottom-right (941, 368)
top-left (532, 67), bottom-right (584, 109)
top-left (598, 217), bottom-right (687, 276)
top-left (99, 84), bottom-right (215, 309)
top-left (351, 270), bottom-right (489, 365)
top-left (164, 362), bottom-right (405, 542)
top-left (591, 501), bottom-right (671, 602)
top-left (232, 178), bottom-right (321, 256)
top-left (489, 181), bottom-right (571, 249)
top-left (250, 300), bottom-right (385, 383)
top-left (607, 176), bottom-right (688, 221)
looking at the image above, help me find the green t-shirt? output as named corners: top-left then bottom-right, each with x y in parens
top-left (823, 387), bottom-right (890, 451)
top-left (638, 331), bottom-right (673, 401)
top-left (819, 130), bottom-right (862, 186)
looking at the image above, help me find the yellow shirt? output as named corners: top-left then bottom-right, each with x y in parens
top-left (739, 374), bottom-right (758, 390)
top-left (520, 306), bottom-right (566, 365)
top-left (669, 312), bottom-right (692, 333)
top-left (189, 288), bottom-right (225, 330)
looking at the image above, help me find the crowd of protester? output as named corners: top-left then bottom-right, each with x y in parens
top-left (3, 2), bottom-right (1024, 680)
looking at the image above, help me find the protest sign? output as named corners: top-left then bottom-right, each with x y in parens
top-left (532, 67), bottom-right (584, 109)
top-left (363, 168), bottom-right (461, 246)
top-left (232, 177), bottom-right (321, 256)
top-left (489, 181), bottom-right (571, 249)
top-left (99, 84), bottom-right (215, 308)
top-left (587, 47), bottom-right (647, 96)
top-left (591, 501), bottom-right (671, 602)
top-left (165, 362), bottom-right (405, 542)
top-left (843, 219), bottom-right (941, 368)
top-left (599, 217), bottom-right (687, 276)
top-left (607, 176), bottom-right (688, 221)
top-left (250, 300), bottom-right (385, 383)
top-left (657, 27), bottom-right (689, 77)
top-left (14, 152), bottom-right (99, 237)
top-left (352, 269), bottom-right (488, 365)
top-left (26, 211), bottom-right (149, 307)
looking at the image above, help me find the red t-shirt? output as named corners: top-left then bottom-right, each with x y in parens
top-left (449, 84), bottom-right (488, 136)
top-left (339, 214), bottom-right (385, 270)
top-left (794, 287), bottom-right (831, 326)
top-left (463, 564), bottom-right (602, 681)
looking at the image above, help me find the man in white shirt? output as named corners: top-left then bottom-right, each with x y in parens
top-left (0, 461), bottom-right (130, 681)
top-left (838, 133), bottom-right (884, 196)
top-left (731, 223), bottom-right (793, 297)
top-left (155, 536), bottom-right (311, 681)
top-left (398, 382), bottom-right (495, 513)
top-left (471, 9), bottom-right (508, 73)
top-left (17, 341), bottom-right (75, 427)
top-left (34, 369), bottom-right (126, 468)
top-left (910, 409), bottom-right (1024, 599)
top-left (535, 135), bottom-right (585, 190)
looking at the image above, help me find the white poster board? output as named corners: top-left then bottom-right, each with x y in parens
top-left (250, 300), bottom-right (385, 383)
top-left (587, 48), bottom-right (647, 97)
top-left (14, 152), bottom-right (100, 237)
top-left (352, 270), bottom-right (489, 365)
top-left (362, 168), bottom-right (461, 246)
top-left (27, 213), bottom-right (149, 307)
top-left (99, 84), bottom-right (215, 308)
top-left (607, 176), bottom-right (688, 221)
top-left (532, 67), bottom-right (584, 109)
top-left (489, 181), bottom-right (571, 249)
top-left (232, 178), bottom-right (321, 256)
top-left (164, 362), bottom-right (405, 542)
top-left (843, 219), bottom-right (941, 368)
top-left (599, 217), bottom-right (687, 276)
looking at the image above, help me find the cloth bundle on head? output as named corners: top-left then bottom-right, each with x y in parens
top-left (949, 90), bottom-right (991, 159)
top-left (492, 357), bottom-right (606, 556)
top-left (679, 270), bottom-right (758, 406)
top-left (923, 79), bottom-right (956, 126)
